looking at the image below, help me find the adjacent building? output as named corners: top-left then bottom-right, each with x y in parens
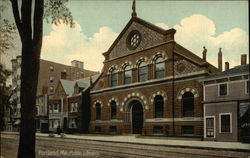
top-left (48, 75), bottom-right (99, 133)
top-left (87, 10), bottom-right (218, 136)
top-left (10, 56), bottom-right (99, 131)
top-left (202, 55), bottom-right (249, 142)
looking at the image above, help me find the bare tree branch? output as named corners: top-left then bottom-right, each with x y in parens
top-left (10, 0), bottom-right (23, 40)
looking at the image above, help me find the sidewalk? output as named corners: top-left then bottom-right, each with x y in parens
top-left (36, 133), bottom-right (250, 151)
top-left (2, 132), bottom-right (250, 151)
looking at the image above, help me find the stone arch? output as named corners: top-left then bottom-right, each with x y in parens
top-left (92, 100), bottom-right (103, 108)
top-left (107, 65), bottom-right (118, 75)
top-left (108, 97), bottom-right (119, 107)
top-left (150, 91), bottom-right (168, 103)
top-left (120, 92), bottom-right (148, 112)
top-left (151, 51), bottom-right (167, 64)
top-left (135, 56), bottom-right (149, 67)
top-left (120, 61), bottom-right (133, 71)
top-left (177, 87), bottom-right (199, 100)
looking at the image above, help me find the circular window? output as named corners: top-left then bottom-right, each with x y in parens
top-left (127, 30), bottom-right (141, 50)
top-left (177, 63), bottom-right (185, 73)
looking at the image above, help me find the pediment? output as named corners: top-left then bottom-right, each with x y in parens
top-left (104, 17), bottom-right (176, 61)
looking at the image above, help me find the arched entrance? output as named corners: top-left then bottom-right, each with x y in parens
top-left (131, 100), bottom-right (143, 134)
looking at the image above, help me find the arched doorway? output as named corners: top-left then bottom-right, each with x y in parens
top-left (131, 100), bottom-right (143, 134)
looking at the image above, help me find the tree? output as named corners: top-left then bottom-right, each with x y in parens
top-left (0, 63), bottom-right (11, 131)
top-left (5, 0), bottom-right (74, 157)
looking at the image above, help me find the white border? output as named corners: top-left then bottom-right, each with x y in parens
top-left (245, 80), bottom-right (249, 94)
top-left (219, 113), bottom-right (232, 133)
top-left (204, 116), bottom-right (216, 138)
top-left (218, 83), bottom-right (229, 96)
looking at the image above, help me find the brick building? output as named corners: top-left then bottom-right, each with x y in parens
top-left (87, 7), bottom-right (218, 136)
top-left (48, 75), bottom-right (99, 133)
top-left (10, 56), bottom-right (98, 131)
top-left (202, 55), bottom-right (249, 142)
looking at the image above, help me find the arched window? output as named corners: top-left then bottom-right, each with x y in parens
top-left (182, 92), bottom-right (194, 117)
top-left (139, 62), bottom-right (148, 82)
top-left (154, 95), bottom-right (164, 118)
top-left (155, 57), bottom-right (165, 79)
top-left (95, 103), bottom-right (101, 120)
top-left (111, 69), bottom-right (118, 87)
top-left (124, 65), bottom-right (132, 84)
top-left (110, 101), bottom-right (117, 119)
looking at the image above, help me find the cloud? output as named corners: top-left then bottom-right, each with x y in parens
top-left (172, 14), bottom-right (249, 69)
top-left (41, 21), bottom-right (118, 71)
top-left (155, 23), bottom-right (169, 30)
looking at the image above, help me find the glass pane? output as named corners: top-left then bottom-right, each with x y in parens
top-left (219, 84), bottom-right (227, 96)
top-left (111, 72), bottom-right (118, 86)
top-left (221, 115), bottom-right (230, 132)
top-left (124, 69), bottom-right (132, 84)
top-left (155, 96), bottom-right (164, 118)
top-left (111, 101), bottom-right (116, 119)
top-left (96, 104), bottom-right (101, 120)
top-left (139, 65), bottom-right (148, 82)
top-left (182, 92), bottom-right (194, 117)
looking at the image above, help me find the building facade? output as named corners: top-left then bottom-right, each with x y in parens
top-left (48, 75), bottom-right (99, 133)
top-left (202, 57), bottom-right (249, 142)
top-left (88, 13), bottom-right (218, 136)
top-left (10, 56), bottom-right (98, 131)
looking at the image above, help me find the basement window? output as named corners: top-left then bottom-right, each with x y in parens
top-left (95, 126), bottom-right (101, 133)
top-left (182, 126), bottom-right (194, 135)
top-left (153, 126), bottom-right (163, 135)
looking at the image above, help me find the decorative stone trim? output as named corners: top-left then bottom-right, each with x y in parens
top-left (107, 65), bottom-right (118, 74)
top-left (135, 56), bottom-right (149, 67)
top-left (151, 51), bottom-right (167, 64)
top-left (108, 97), bottom-right (119, 107)
top-left (120, 61), bottom-right (133, 71)
top-left (93, 100), bottom-right (103, 108)
top-left (150, 91), bottom-right (168, 103)
top-left (120, 92), bottom-right (147, 111)
top-left (177, 87), bottom-right (199, 100)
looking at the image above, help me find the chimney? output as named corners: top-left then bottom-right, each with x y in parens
top-left (218, 48), bottom-right (222, 72)
top-left (202, 46), bottom-right (207, 61)
top-left (241, 54), bottom-right (247, 65)
top-left (225, 62), bottom-right (229, 71)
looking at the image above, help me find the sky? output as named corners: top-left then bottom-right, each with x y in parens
top-left (1, 0), bottom-right (249, 75)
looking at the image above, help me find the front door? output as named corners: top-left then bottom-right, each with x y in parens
top-left (206, 117), bottom-right (215, 137)
top-left (132, 102), bottom-right (143, 134)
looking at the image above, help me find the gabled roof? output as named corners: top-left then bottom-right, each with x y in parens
top-left (60, 79), bottom-right (76, 96)
top-left (104, 16), bottom-right (176, 55)
top-left (204, 64), bottom-right (249, 80)
top-left (75, 74), bottom-right (99, 88)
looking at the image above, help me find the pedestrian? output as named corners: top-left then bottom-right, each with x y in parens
top-left (57, 125), bottom-right (62, 135)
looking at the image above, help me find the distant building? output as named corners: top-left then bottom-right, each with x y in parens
top-left (202, 55), bottom-right (249, 142)
top-left (48, 75), bottom-right (99, 133)
top-left (10, 56), bottom-right (99, 131)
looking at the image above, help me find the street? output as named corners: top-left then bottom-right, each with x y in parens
top-left (1, 133), bottom-right (249, 158)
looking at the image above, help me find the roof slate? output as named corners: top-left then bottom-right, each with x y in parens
top-left (205, 64), bottom-right (249, 80)
top-left (60, 79), bottom-right (76, 96)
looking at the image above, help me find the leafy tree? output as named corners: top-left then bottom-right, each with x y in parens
top-left (0, 63), bottom-right (11, 131)
top-left (0, 2), bottom-right (15, 58)
top-left (0, 0), bottom-right (74, 157)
